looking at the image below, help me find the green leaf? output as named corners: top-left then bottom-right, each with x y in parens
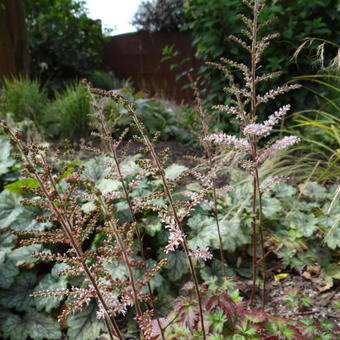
top-left (273, 183), bottom-right (297, 198)
top-left (289, 212), bottom-right (319, 237)
top-left (0, 256), bottom-right (19, 289)
top-left (299, 182), bottom-right (327, 201)
top-left (262, 196), bottom-right (282, 219)
top-left (120, 154), bottom-right (142, 175)
top-left (0, 272), bottom-right (36, 311)
top-left (1, 309), bottom-right (61, 340)
top-left (8, 244), bottom-right (44, 265)
top-left (187, 214), bottom-right (248, 252)
top-left (0, 138), bottom-right (16, 176)
top-left (67, 302), bottom-right (106, 340)
top-left (5, 179), bottom-right (40, 195)
top-left (10, 205), bottom-right (52, 231)
top-left (105, 260), bottom-right (127, 280)
top-left (200, 259), bottom-right (233, 281)
top-left (0, 229), bottom-right (16, 250)
top-left (0, 190), bottom-right (23, 228)
top-left (33, 271), bottom-right (68, 313)
top-left (96, 178), bottom-right (121, 194)
top-left (81, 201), bottom-right (96, 213)
top-left (115, 201), bottom-right (133, 222)
top-left (167, 250), bottom-right (187, 281)
top-left (82, 157), bottom-right (109, 182)
top-left (219, 218), bottom-right (248, 252)
top-left (165, 163), bottom-right (188, 180)
top-left (324, 226), bottom-right (340, 250)
top-left (141, 215), bottom-right (162, 236)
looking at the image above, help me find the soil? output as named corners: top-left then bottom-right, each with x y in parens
top-left (264, 276), bottom-right (339, 326)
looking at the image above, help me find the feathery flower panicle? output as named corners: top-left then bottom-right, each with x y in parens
top-left (212, 105), bottom-right (247, 121)
top-left (159, 212), bottom-right (184, 253)
top-left (165, 228), bottom-right (185, 254)
top-left (204, 133), bottom-right (251, 153)
top-left (256, 136), bottom-right (300, 164)
top-left (242, 104), bottom-right (290, 136)
top-left (257, 84), bottom-right (301, 104)
top-left (260, 176), bottom-right (290, 192)
top-left (136, 310), bottom-right (154, 340)
top-left (218, 185), bottom-right (234, 194)
top-left (189, 248), bottom-right (213, 261)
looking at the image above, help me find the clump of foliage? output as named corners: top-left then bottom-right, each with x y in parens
top-left (88, 70), bottom-right (133, 91)
top-left (277, 38), bottom-right (340, 182)
top-left (0, 77), bottom-right (48, 127)
top-left (154, 278), bottom-right (339, 339)
top-left (132, 0), bottom-right (187, 32)
top-left (183, 0), bottom-right (340, 111)
top-left (48, 82), bottom-right (92, 141)
top-left (25, 0), bottom-right (103, 90)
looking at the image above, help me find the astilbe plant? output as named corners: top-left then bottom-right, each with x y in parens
top-left (86, 87), bottom-right (213, 339)
top-left (187, 74), bottom-right (236, 277)
top-left (205, 0), bottom-right (301, 308)
top-left (85, 85), bottom-right (167, 340)
top-left (0, 120), bottom-right (168, 340)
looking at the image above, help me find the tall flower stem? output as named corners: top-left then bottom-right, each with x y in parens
top-left (127, 103), bottom-right (207, 340)
top-left (255, 169), bottom-right (266, 310)
top-left (190, 75), bottom-right (226, 276)
top-left (248, 0), bottom-right (266, 308)
top-left (89, 90), bottom-right (166, 340)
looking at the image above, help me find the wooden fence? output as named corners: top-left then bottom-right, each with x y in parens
top-left (103, 31), bottom-right (202, 103)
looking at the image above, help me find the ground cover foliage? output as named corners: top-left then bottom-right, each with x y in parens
top-left (0, 0), bottom-right (339, 339)
top-left (0, 78), bottom-right (183, 142)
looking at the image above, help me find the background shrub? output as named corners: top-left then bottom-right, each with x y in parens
top-left (132, 0), bottom-right (187, 32)
top-left (50, 82), bottom-right (92, 141)
top-left (88, 70), bottom-right (133, 91)
top-left (24, 0), bottom-right (104, 91)
top-left (183, 0), bottom-right (340, 111)
top-left (0, 77), bottom-right (48, 127)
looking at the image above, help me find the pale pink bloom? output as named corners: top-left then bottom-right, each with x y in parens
top-left (256, 136), bottom-right (300, 163)
top-left (243, 105), bottom-right (291, 137)
top-left (219, 185), bottom-right (234, 193)
top-left (257, 84), bottom-right (300, 104)
top-left (213, 105), bottom-right (246, 120)
top-left (165, 229), bottom-right (184, 253)
top-left (243, 123), bottom-right (272, 136)
top-left (160, 212), bottom-right (184, 253)
top-left (260, 176), bottom-right (289, 192)
top-left (189, 248), bottom-right (213, 261)
top-left (205, 133), bottom-right (251, 153)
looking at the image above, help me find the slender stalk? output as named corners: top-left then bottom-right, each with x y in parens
top-left (96, 196), bottom-right (143, 318)
top-left (190, 75), bottom-right (226, 275)
top-left (212, 185), bottom-right (226, 275)
top-left (249, 177), bottom-right (258, 307)
top-left (128, 104), bottom-right (207, 340)
top-left (248, 0), bottom-right (266, 309)
top-left (92, 98), bottom-right (166, 340)
top-left (254, 169), bottom-right (266, 310)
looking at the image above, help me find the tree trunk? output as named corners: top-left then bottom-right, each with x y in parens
top-left (0, 0), bottom-right (29, 77)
